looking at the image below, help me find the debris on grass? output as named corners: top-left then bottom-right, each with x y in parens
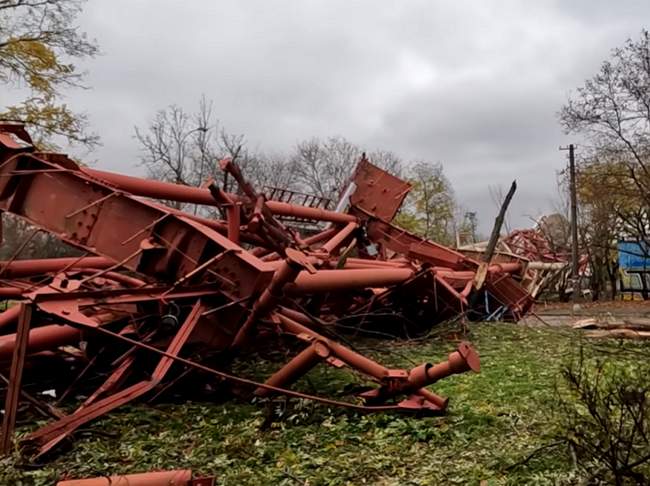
top-left (3, 323), bottom-right (647, 485)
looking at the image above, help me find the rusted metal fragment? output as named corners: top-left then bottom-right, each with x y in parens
top-left (56, 469), bottom-right (202, 486)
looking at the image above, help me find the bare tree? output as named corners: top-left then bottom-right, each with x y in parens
top-left (135, 99), bottom-right (215, 190)
top-left (560, 30), bottom-right (650, 169)
top-left (217, 131), bottom-right (297, 193)
top-left (192, 97), bottom-right (218, 192)
top-left (290, 137), bottom-right (359, 201)
top-left (290, 136), bottom-right (404, 201)
top-left (560, 29), bottom-right (650, 248)
top-left (135, 97), bottom-right (299, 212)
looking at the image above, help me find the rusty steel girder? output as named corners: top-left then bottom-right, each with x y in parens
top-left (56, 469), bottom-right (214, 486)
top-left (0, 122), bottom-right (536, 460)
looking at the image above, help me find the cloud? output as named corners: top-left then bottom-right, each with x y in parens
top-left (52, 0), bottom-right (650, 232)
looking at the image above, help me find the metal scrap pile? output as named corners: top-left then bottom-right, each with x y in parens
top-left (460, 226), bottom-right (576, 300)
top-left (0, 123), bottom-right (535, 459)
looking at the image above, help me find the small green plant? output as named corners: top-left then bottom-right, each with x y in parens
top-left (556, 348), bottom-right (650, 485)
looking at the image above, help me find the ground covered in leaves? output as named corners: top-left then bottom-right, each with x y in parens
top-left (2, 322), bottom-right (647, 485)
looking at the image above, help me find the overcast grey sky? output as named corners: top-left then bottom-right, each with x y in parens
top-left (58, 1), bottom-right (650, 233)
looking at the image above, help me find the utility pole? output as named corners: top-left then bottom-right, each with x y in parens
top-left (559, 144), bottom-right (579, 302)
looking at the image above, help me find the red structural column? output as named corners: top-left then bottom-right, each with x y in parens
top-left (0, 324), bottom-right (81, 361)
top-left (255, 341), bottom-right (331, 397)
top-left (0, 303), bottom-right (32, 455)
top-left (84, 168), bottom-right (356, 224)
top-left (56, 469), bottom-right (194, 486)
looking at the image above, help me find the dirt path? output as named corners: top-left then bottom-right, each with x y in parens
top-left (523, 300), bottom-right (650, 327)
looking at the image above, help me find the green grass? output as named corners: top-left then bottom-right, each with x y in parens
top-left (2, 323), bottom-right (648, 485)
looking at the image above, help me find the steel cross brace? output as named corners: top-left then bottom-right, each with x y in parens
top-left (0, 303), bottom-right (32, 455)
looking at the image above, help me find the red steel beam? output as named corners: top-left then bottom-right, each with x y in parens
top-left (364, 217), bottom-right (473, 269)
top-left (0, 324), bottom-right (81, 361)
top-left (320, 222), bottom-right (358, 255)
top-left (0, 287), bottom-right (23, 298)
top-left (257, 227), bottom-right (340, 261)
top-left (232, 248), bottom-right (314, 348)
top-left (343, 257), bottom-right (410, 268)
top-left (0, 257), bottom-right (113, 278)
top-left (83, 168), bottom-right (356, 224)
top-left (340, 261), bottom-right (410, 270)
top-left (274, 312), bottom-right (478, 409)
top-left (56, 470), bottom-right (194, 486)
top-left (0, 305), bottom-right (21, 329)
top-left (255, 341), bottom-right (330, 397)
top-left (285, 268), bottom-right (414, 294)
top-left (0, 303), bottom-right (31, 455)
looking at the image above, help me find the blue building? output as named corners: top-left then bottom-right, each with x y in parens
top-left (618, 240), bottom-right (650, 298)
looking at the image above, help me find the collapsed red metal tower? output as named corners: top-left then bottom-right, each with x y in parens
top-left (0, 123), bottom-right (534, 458)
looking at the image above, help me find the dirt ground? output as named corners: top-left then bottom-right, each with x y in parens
top-left (525, 299), bottom-right (650, 327)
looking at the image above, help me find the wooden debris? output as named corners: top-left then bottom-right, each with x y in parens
top-left (573, 316), bottom-right (650, 339)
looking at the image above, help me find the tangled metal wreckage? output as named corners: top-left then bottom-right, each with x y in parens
top-left (460, 228), bottom-right (574, 300)
top-left (0, 123), bottom-right (544, 462)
